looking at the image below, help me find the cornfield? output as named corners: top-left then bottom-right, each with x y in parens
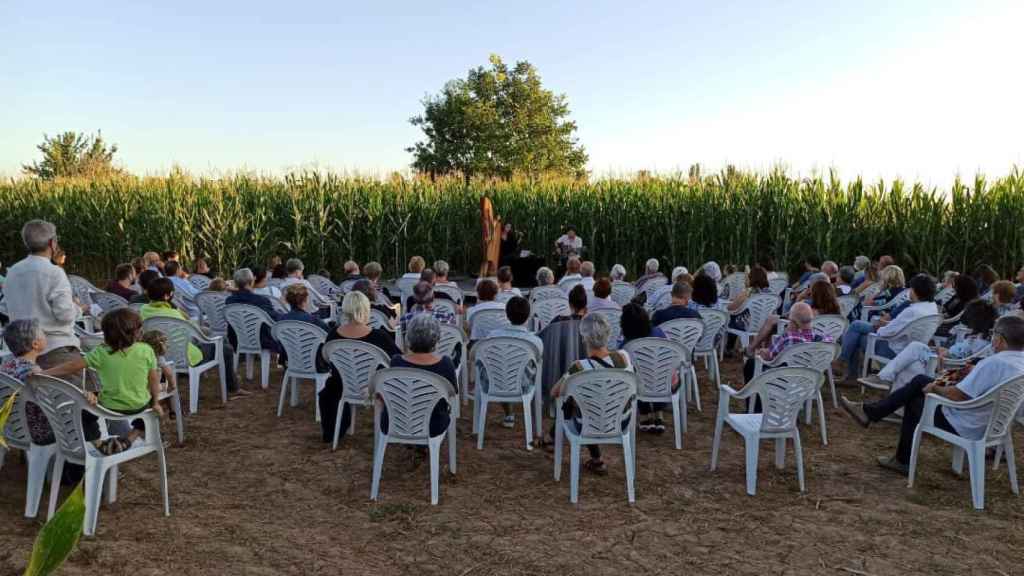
top-left (1, 168), bottom-right (1022, 282)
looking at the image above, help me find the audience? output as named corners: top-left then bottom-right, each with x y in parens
top-left (281, 284), bottom-right (331, 332)
top-left (558, 257), bottom-right (584, 291)
top-left (363, 261), bottom-right (392, 301)
top-left (105, 263), bottom-right (139, 301)
top-left (1, 319), bottom-right (57, 446)
top-left (621, 303), bottom-right (678, 433)
top-left (485, 296), bottom-right (545, 429)
top-left (744, 302), bottom-right (830, 383)
top-left (466, 279), bottom-right (505, 340)
top-left (495, 266), bottom-right (522, 302)
top-left (609, 264), bottom-right (627, 282)
top-left (225, 267), bottom-right (282, 353)
top-left (580, 261), bottom-right (596, 291)
top-left (401, 281), bottom-right (457, 335)
top-left (691, 273), bottom-right (723, 311)
top-left (991, 280), bottom-right (1016, 316)
top-left (652, 281), bottom-right (701, 326)
top-left (588, 278), bottom-right (621, 312)
top-left (634, 258), bottom-right (666, 293)
top-left (164, 260), bottom-right (201, 319)
top-left (386, 314), bottom-right (458, 437)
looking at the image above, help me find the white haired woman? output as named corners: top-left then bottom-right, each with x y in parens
top-left (610, 264), bottom-right (627, 282)
top-left (535, 266), bottom-right (555, 287)
top-left (550, 313), bottom-right (634, 475)
top-left (319, 291), bottom-right (402, 443)
top-left (634, 258), bottom-right (665, 292)
top-left (383, 314), bottom-right (458, 437)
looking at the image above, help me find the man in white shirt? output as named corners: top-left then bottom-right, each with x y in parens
top-left (164, 260), bottom-right (201, 319)
top-left (487, 296), bottom-right (545, 428)
top-left (279, 257), bottom-right (328, 314)
top-left (579, 261), bottom-right (596, 292)
top-left (3, 220), bottom-right (89, 383)
top-left (842, 314), bottom-right (1024, 474)
top-left (557, 257), bottom-right (584, 292)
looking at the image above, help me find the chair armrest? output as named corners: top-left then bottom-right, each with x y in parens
top-left (193, 332), bottom-right (223, 346)
top-left (719, 383), bottom-right (755, 399)
top-left (924, 390), bottom-right (993, 411)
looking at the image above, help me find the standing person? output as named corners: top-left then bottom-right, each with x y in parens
top-left (2, 220), bottom-right (90, 386)
top-left (480, 197), bottom-right (502, 278)
top-left (554, 225), bottom-right (583, 270)
top-left (499, 222), bottom-right (520, 267)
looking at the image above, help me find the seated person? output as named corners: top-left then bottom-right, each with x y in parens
top-left (648, 267), bottom-right (689, 310)
top-left (401, 281), bottom-right (457, 335)
top-left (352, 278), bottom-right (397, 323)
top-left (579, 261), bottom-right (596, 291)
top-left (558, 257), bottom-right (584, 292)
top-left (364, 261), bottom-right (392, 301)
top-left (486, 296), bottom-right (544, 429)
top-left (552, 284), bottom-right (589, 324)
top-left (743, 302), bottom-right (831, 383)
top-left (620, 303), bottom-right (678, 433)
top-left (991, 280), bottom-right (1016, 316)
top-left (634, 258), bottom-right (667, 294)
top-left (164, 260), bottom-right (201, 319)
top-left (587, 278), bottom-right (621, 313)
top-left (691, 273), bottom-right (724, 312)
top-left (383, 314), bottom-right (458, 437)
top-left (652, 281), bottom-right (701, 326)
top-left (495, 266), bottom-right (522, 302)
top-left (279, 258), bottom-right (330, 317)
top-left (105, 263), bottom-right (138, 301)
top-left (841, 314), bottom-right (1024, 475)
top-left (1, 319), bottom-right (58, 446)
top-left (281, 284), bottom-right (331, 332)
top-left (225, 267), bottom-right (282, 352)
top-left (251, 265), bottom-right (283, 301)
top-left (550, 313), bottom-right (634, 476)
top-left (466, 279), bottom-right (505, 341)
top-left (129, 269), bottom-right (161, 304)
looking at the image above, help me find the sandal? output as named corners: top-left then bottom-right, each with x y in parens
top-left (583, 458), bottom-right (608, 476)
top-left (95, 437), bottom-right (130, 456)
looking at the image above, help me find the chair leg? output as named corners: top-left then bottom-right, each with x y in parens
top-left (447, 419), bottom-right (457, 475)
top-left (276, 373), bottom-right (290, 417)
top-left (522, 395), bottom-right (534, 451)
top-left (1004, 437), bottom-right (1019, 496)
top-left (623, 434), bottom-right (636, 504)
top-left (23, 445), bottom-right (53, 518)
top-left (47, 457), bottom-right (65, 520)
top-left (106, 463), bottom-right (118, 504)
top-left (710, 415), bottom-right (724, 471)
top-left (476, 397), bottom-right (489, 450)
top-left (429, 438), bottom-right (442, 505)
top-left (744, 435), bottom-right (760, 496)
top-left (793, 432), bottom-right (805, 492)
top-left (909, 427), bottom-right (925, 487)
top-left (968, 445), bottom-right (987, 510)
top-left (246, 354), bottom-right (254, 380)
top-left (290, 375), bottom-right (300, 408)
top-left (672, 393), bottom-right (683, 450)
top-left (816, 392), bottom-right (828, 446)
top-left (828, 368), bottom-right (838, 409)
top-left (83, 463), bottom-right (106, 537)
top-left (804, 399), bottom-right (812, 425)
top-left (189, 371), bottom-right (200, 414)
top-left (690, 367), bottom-right (701, 412)
top-left (348, 404), bottom-right (357, 436)
top-left (370, 434), bottom-right (387, 501)
top-left (533, 385), bottom-right (543, 440)
top-left (553, 422), bottom-right (564, 481)
top-left (172, 392), bottom-right (185, 445)
top-left (216, 342), bottom-right (227, 405)
top-left (774, 438), bottom-right (786, 469)
top-left (158, 445), bottom-right (170, 516)
top-left (260, 351), bottom-right (270, 390)
top-left (712, 354), bottom-right (721, 390)
top-left (569, 442), bottom-right (580, 504)
top-left (332, 401), bottom-right (345, 451)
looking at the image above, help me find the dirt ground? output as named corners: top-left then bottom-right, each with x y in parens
top-left (2, 356), bottom-right (1023, 576)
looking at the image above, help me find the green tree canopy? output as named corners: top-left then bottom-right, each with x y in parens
top-left (22, 131), bottom-right (121, 179)
top-left (408, 55), bottom-right (588, 181)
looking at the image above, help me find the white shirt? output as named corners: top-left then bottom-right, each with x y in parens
top-left (555, 234), bottom-right (583, 254)
top-left (466, 301), bottom-right (507, 340)
top-left (587, 296), bottom-right (621, 313)
top-left (3, 255), bottom-right (81, 353)
top-left (253, 285), bottom-right (282, 300)
top-left (169, 275), bottom-right (201, 319)
top-left (944, 350), bottom-right (1024, 440)
top-left (580, 277), bottom-right (595, 291)
top-left (876, 301), bottom-right (939, 353)
top-left (280, 277), bottom-right (327, 312)
top-left (495, 287), bottom-right (522, 303)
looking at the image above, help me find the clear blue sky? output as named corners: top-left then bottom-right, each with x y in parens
top-left (2, 0), bottom-right (1021, 185)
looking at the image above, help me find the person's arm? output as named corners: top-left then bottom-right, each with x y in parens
top-left (147, 368), bottom-right (165, 417)
top-left (877, 309), bottom-right (912, 338)
top-left (50, 273), bottom-right (83, 324)
top-left (41, 355), bottom-right (88, 377)
top-left (922, 379), bottom-right (970, 402)
top-left (727, 290), bottom-right (748, 312)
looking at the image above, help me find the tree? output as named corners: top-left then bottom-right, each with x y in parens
top-left (22, 131), bottom-right (121, 179)
top-left (408, 55), bottom-right (588, 181)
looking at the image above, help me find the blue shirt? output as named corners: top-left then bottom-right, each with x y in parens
top-left (652, 305), bottom-right (702, 326)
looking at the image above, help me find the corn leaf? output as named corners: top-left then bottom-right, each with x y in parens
top-left (23, 482), bottom-right (85, 576)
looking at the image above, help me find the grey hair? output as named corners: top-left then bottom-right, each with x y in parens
top-left (233, 267), bottom-right (255, 290)
top-left (3, 318), bottom-right (45, 357)
top-left (433, 260), bottom-right (450, 277)
top-left (21, 219), bottom-right (57, 253)
top-left (839, 265), bottom-right (856, 284)
top-left (671, 266), bottom-right (689, 281)
top-left (789, 302), bottom-right (815, 328)
top-left (405, 313), bottom-right (441, 353)
top-left (854, 255), bottom-right (870, 271)
top-left (610, 264), bottom-right (626, 280)
top-left (580, 261), bottom-right (595, 278)
top-left (942, 270), bottom-right (959, 284)
top-left (580, 313), bottom-right (612, 350)
top-left (285, 258), bottom-right (304, 275)
top-left (536, 267), bottom-right (554, 286)
top-left (645, 258), bottom-right (660, 274)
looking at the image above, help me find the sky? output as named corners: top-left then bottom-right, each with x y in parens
top-left (2, 0), bottom-right (1022, 186)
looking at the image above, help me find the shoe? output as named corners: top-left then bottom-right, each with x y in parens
top-left (839, 396), bottom-right (871, 428)
top-left (653, 418), bottom-right (666, 434)
top-left (639, 419), bottom-right (655, 433)
top-left (858, 374), bottom-right (891, 389)
top-left (229, 388), bottom-right (252, 398)
top-left (877, 455), bottom-right (909, 476)
top-left (501, 415), bottom-right (515, 429)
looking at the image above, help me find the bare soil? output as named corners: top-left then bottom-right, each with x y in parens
top-left (2, 357), bottom-right (1023, 575)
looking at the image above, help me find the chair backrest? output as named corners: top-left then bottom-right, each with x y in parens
top-left (768, 277), bottom-right (789, 298)
top-left (641, 277), bottom-right (667, 301)
top-left (896, 314), bottom-right (943, 345)
top-left (67, 274), bottom-right (95, 307)
top-left (434, 284), bottom-right (463, 305)
top-left (0, 372), bottom-right (31, 450)
top-left (142, 316), bottom-right (202, 371)
top-left (531, 298), bottom-right (570, 332)
top-left (338, 278), bottom-right (358, 295)
top-left (271, 320), bottom-right (327, 375)
top-left (935, 286), bottom-right (955, 305)
top-left (982, 374), bottom-right (1024, 441)
top-left (747, 367), bottom-right (823, 434)
top-left (189, 274), bottom-right (211, 291)
top-left (591, 309), bottom-right (624, 350)
top-left (742, 294), bottom-right (781, 334)
top-left (646, 288), bottom-right (672, 313)
top-left (26, 374), bottom-right (91, 464)
top-left (473, 337), bottom-right (541, 397)
top-left (768, 341), bottom-right (839, 372)
top-left (432, 298), bottom-right (459, 319)
top-left (223, 303), bottom-right (275, 353)
top-left (610, 281), bottom-right (636, 306)
top-left (368, 308), bottom-right (394, 332)
top-left (307, 274), bottom-right (338, 299)
top-left (558, 277), bottom-right (582, 294)
top-left (91, 291), bottom-right (129, 313)
top-left (469, 308), bottom-right (511, 340)
top-left (370, 367), bottom-right (456, 441)
top-left (837, 295), bottom-right (859, 319)
top-left (561, 369), bottom-right (638, 439)
top-left (694, 309), bottom-right (729, 353)
top-left (721, 272), bottom-right (747, 300)
top-left (811, 314), bottom-right (849, 342)
top-left (322, 339), bottom-right (391, 405)
top-left (860, 282), bottom-right (883, 302)
top-left (195, 291), bottom-right (230, 335)
top-left (435, 323), bottom-right (466, 367)
top-left (530, 285), bottom-right (567, 304)
top-left (659, 318), bottom-right (705, 358)
top-left (885, 288), bottom-right (912, 310)
top-left (623, 337), bottom-right (686, 399)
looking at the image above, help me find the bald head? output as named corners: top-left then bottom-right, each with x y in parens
top-left (789, 302), bottom-right (814, 329)
top-left (821, 261), bottom-right (839, 277)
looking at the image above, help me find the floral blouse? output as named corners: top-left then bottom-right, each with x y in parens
top-left (0, 357), bottom-right (54, 445)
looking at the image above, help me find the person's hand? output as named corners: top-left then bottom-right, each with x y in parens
top-left (923, 382), bottom-right (939, 395)
top-left (85, 392), bottom-right (98, 406)
top-left (936, 347), bottom-right (948, 360)
top-left (151, 402), bottom-right (166, 418)
top-left (51, 248), bottom-right (66, 266)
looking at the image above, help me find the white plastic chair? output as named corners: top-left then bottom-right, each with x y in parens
top-left (592, 309), bottom-right (623, 351)
top-left (368, 308), bottom-right (396, 333)
top-left (188, 274), bottom-right (211, 291)
top-left (67, 274), bottom-right (97, 309)
top-left (860, 288), bottom-right (911, 321)
top-left (720, 272), bottom-right (747, 300)
top-left (30, 374), bottom-right (169, 537)
top-left (693, 309), bottom-right (730, 393)
top-left (272, 320), bottom-right (328, 421)
top-left (223, 303), bottom-right (275, 390)
top-left (432, 298), bottom-right (459, 321)
top-left (641, 279), bottom-right (667, 304)
top-left (468, 308), bottom-right (511, 340)
top-left (710, 367), bottom-right (823, 495)
top-left (726, 294), bottom-right (780, 351)
top-left (768, 277), bottom-right (789, 298)
top-left (658, 318), bottom-right (705, 412)
top-left (908, 374), bottom-right (1024, 510)
top-left (610, 281), bottom-right (636, 306)
top-left (861, 314), bottom-right (942, 383)
top-left (0, 373), bottom-right (57, 518)
top-left (307, 274), bottom-right (339, 300)
top-left (195, 291), bottom-right (230, 337)
top-left (837, 295), bottom-right (859, 320)
top-left (143, 316), bottom-right (226, 414)
top-left (530, 285), bottom-right (567, 304)
top-left (753, 341), bottom-right (839, 445)
top-left (322, 339), bottom-right (391, 449)
top-left (623, 337), bottom-right (689, 448)
top-left (530, 298), bottom-right (570, 333)
top-left (558, 277), bottom-right (583, 293)
top-left (434, 284), bottom-right (464, 305)
top-left (369, 367), bottom-right (457, 505)
top-left (810, 314), bottom-right (849, 343)
top-left (472, 337), bottom-right (542, 449)
top-left (645, 288), bottom-right (673, 314)
top-left (435, 323), bottom-right (468, 410)
top-left (91, 291), bottom-right (129, 314)
top-left (934, 286), bottom-right (955, 305)
top-left (553, 369), bottom-right (638, 503)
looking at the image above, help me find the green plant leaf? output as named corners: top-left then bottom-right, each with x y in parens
top-left (24, 481), bottom-right (85, 576)
top-left (0, 391), bottom-right (17, 449)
